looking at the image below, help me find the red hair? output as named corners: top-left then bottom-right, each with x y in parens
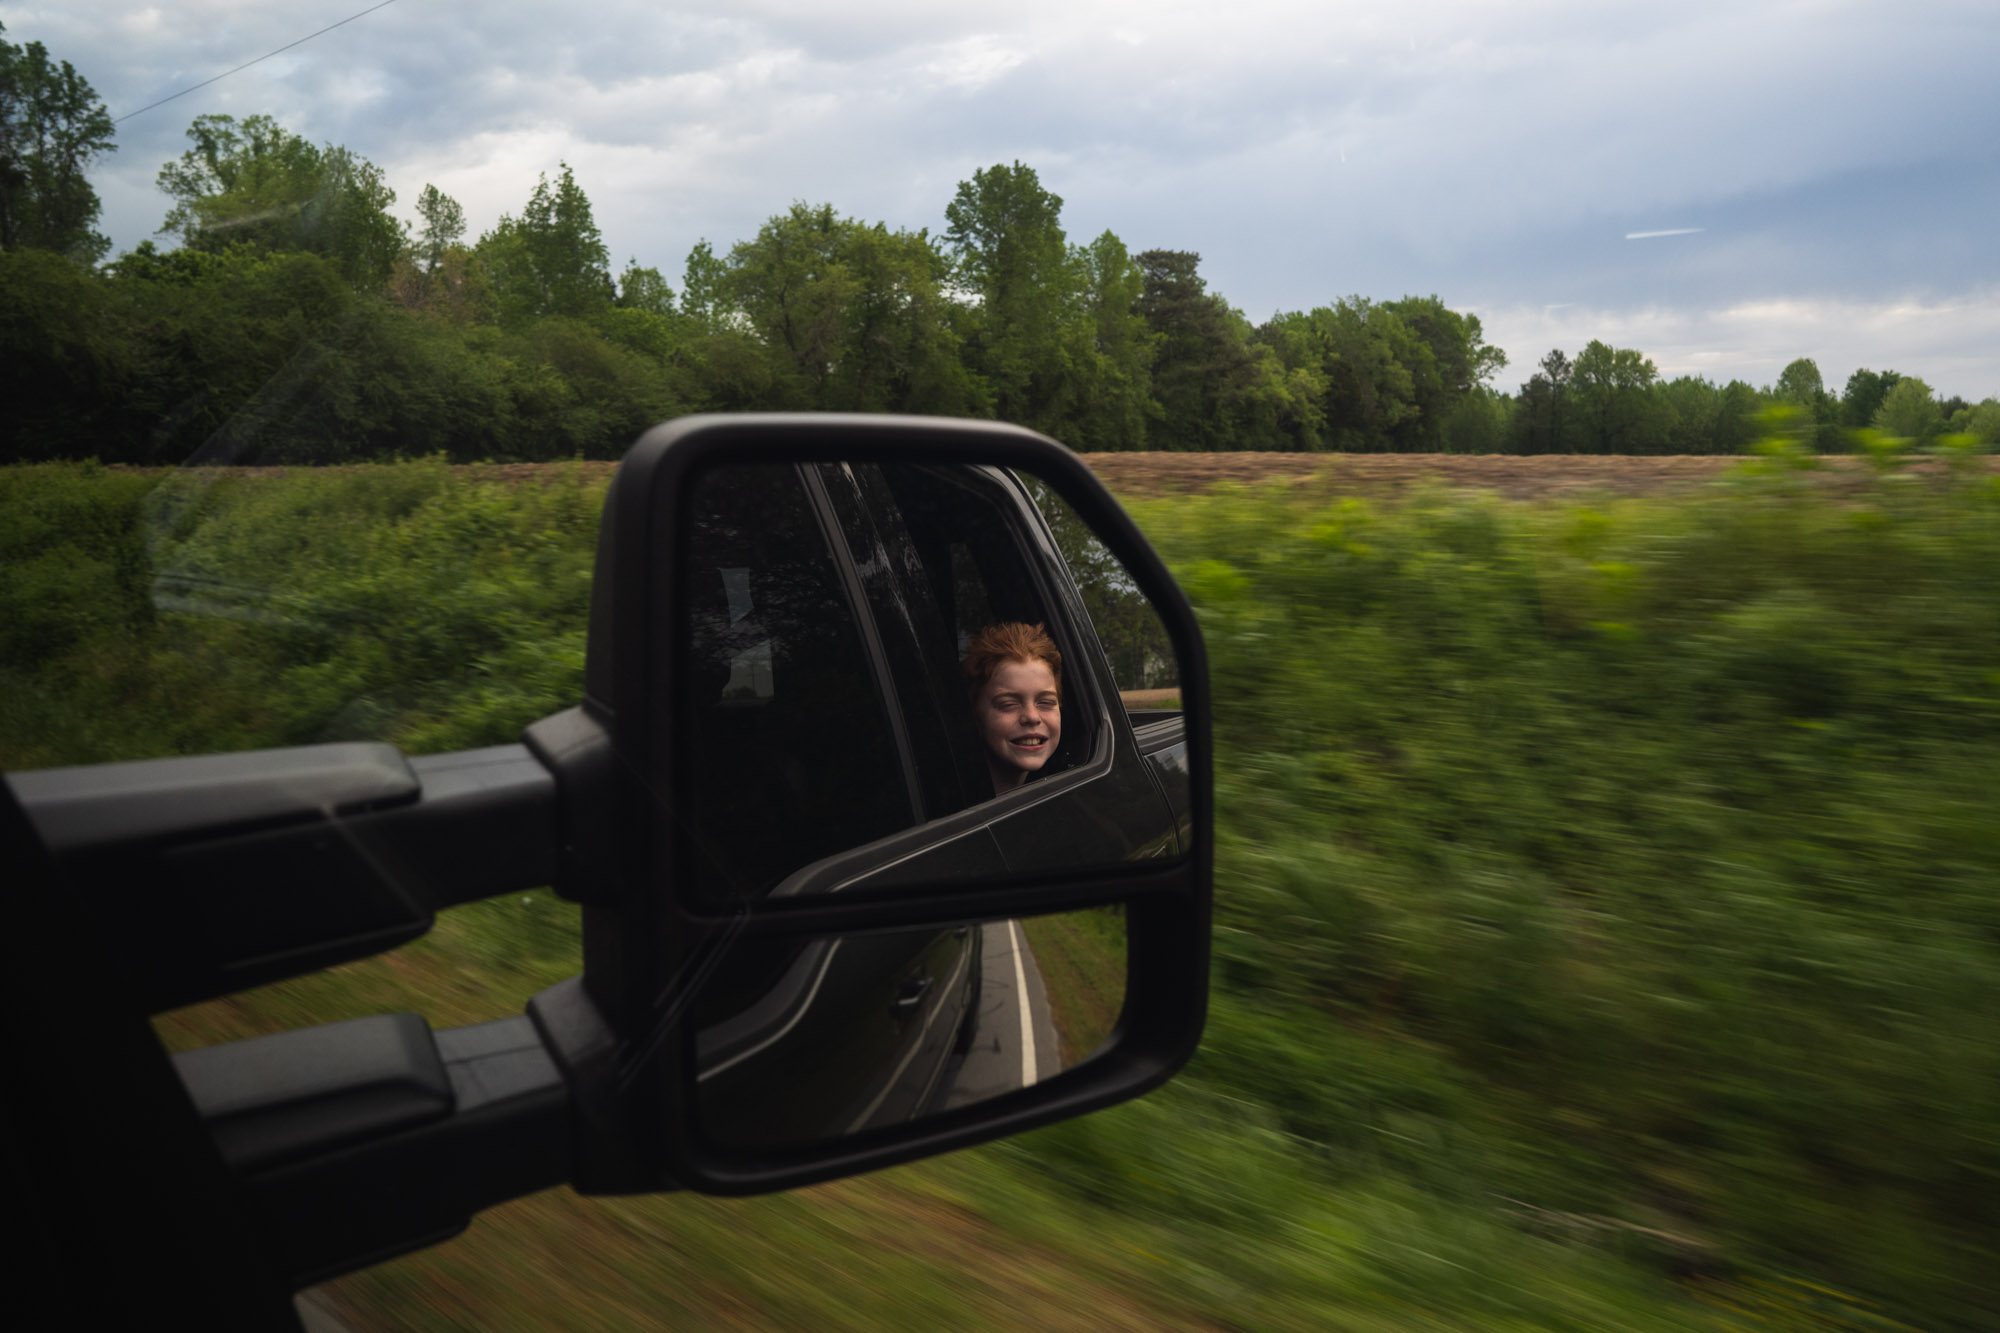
top-left (961, 622), bottom-right (1062, 701)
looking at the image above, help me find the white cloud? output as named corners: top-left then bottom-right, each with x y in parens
top-left (921, 35), bottom-right (1028, 91)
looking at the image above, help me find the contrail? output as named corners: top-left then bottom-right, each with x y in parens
top-left (1625, 228), bottom-right (1705, 240)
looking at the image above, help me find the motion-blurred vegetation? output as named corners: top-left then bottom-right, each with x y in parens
top-left (4, 446), bottom-right (1995, 1330)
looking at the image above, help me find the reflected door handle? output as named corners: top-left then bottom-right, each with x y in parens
top-left (892, 976), bottom-right (933, 1016)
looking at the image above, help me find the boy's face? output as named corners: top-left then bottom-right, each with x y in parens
top-left (976, 659), bottom-right (1062, 789)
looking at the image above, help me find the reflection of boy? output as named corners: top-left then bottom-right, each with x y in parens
top-left (961, 623), bottom-right (1064, 796)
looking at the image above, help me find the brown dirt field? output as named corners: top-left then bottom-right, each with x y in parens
top-left (1073, 452), bottom-right (2000, 502)
top-left (111, 453), bottom-right (2000, 503)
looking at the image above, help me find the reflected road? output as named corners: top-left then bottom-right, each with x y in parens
top-left (939, 920), bottom-right (1058, 1110)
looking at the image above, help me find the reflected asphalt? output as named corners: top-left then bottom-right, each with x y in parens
top-left (939, 919), bottom-right (1059, 1111)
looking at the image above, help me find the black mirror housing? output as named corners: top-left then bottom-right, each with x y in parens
top-left (535, 414), bottom-right (1213, 1194)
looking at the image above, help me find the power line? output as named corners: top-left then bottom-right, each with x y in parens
top-left (114, 0), bottom-right (401, 124)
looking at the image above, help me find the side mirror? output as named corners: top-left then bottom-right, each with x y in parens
top-left (528, 414), bottom-right (1212, 1193)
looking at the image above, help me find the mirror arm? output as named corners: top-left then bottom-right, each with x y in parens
top-left (6, 741), bottom-right (566, 1014)
top-left (174, 1013), bottom-right (571, 1290)
top-left (521, 705), bottom-right (630, 909)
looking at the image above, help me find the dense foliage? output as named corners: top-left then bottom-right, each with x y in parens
top-left (6, 453), bottom-right (1997, 1330)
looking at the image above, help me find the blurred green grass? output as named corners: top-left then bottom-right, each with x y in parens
top-left (5, 448), bottom-right (1994, 1330)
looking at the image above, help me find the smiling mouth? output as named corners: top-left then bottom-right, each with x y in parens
top-left (1010, 735), bottom-right (1047, 749)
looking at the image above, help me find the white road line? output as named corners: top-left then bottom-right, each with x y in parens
top-left (1010, 919), bottom-right (1037, 1088)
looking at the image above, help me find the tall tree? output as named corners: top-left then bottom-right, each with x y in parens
top-left (1320, 299), bottom-right (1429, 451)
top-left (616, 259), bottom-right (674, 317)
top-left (1570, 339), bottom-right (1671, 453)
top-left (1949, 399), bottom-right (2000, 447)
top-left (1382, 295), bottom-right (1507, 447)
top-left (1841, 368), bottom-right (1902, 430)
top-left (719, 201), bottom-right (972, 414)
top-left (724, 201), bottom-right (858, 404)
top-left (1068, 230), bottom-right (1157, 451)
top-left (412, 183), bottom-right (465, 274)
top-left (1138, 250), bottom-right (1297, 451)
top-left (1781, 358), bottom-right (1844, 449)
top-left (679, 240), bottom-right (729, 332)
top-left (478, 163), bottom-right (613, 322)
top-left (1514, 349), bottom-right (1573, 454)
top-left (155, 114), bottom-right (401, 287)
top-left (1873, 376), bottom-right (1940, 443)
top-left (1775, 357), bottom-right (1824, 404)
top-left (0, 24), bottom-right (116, 263)
top-left (943, 161), bottom-right (1079, 430)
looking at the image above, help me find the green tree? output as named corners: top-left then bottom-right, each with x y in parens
top-left (1716, 379), bottom-right (1762, 452)
top-left (1067, 230), bottom-right (1158, 451)
top-left (1873, 376), bottom-right (1940, 444)
top-left (0, 24), bottom-right (116, 263)
top-left (719, 201), bottom-right (972, 414)
top-left (314, 146), bottom-right (404, 288)
top-left (1439, 385), bottom-right (1510, 453)
top-left (1570, 339), bottom-right (1672, 453)
top-left (155, 114), bottom-right (402, 287)
top-left (1947, 398), bottom-right (2000, 447)
top-left (943, 161), bottom-right (1079, 431)
top-left (1841, 368), bottom-right (1902, 431)
top-left (1382, 295), bottom-right (1507, 447)
top-left (1653, 376), bottom-right (1762, 454)
top-left (723, 201), bottom-right (859, 406)
top-left (478, 163), bottom-right (613, 322)
top-left (615, 259), bottom-right (674, 317)
top-left (412, 183), bottom-right (465, 274)
top-left (1139, 250), bottom-right (1298, 451)
top-left (1512, 349), bottom-right (1572, 453)
top-left (1775, 357), bottom-right (1823, 404)
top-left (1262, 299), bottom-right (1436, 451)
top-left (158, 114), bottom-right (320, 246)
top-left (679, 240), bottom-right (730, 332)
top-left (833, 217), bottom-right (976, 414)
top-left (1773, 357), bottom-right (1842, 450)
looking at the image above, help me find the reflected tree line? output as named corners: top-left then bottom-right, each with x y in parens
top-left (4, 24), bottom-right (1994, 465)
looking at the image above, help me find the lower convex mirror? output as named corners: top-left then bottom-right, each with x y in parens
top-left (692, 906), bottom-right (1127, 1150)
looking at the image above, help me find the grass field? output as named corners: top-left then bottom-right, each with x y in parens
top-left (7, 443), bottom-right (1996, 1331)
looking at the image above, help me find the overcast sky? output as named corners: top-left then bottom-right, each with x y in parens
top-left (10, 0), bottom-right (1998, 397)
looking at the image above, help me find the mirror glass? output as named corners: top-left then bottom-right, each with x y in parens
top-left (678, 461), bottom-right (1188, 907)
top-left (692, 906), bottom-right (1127, 1150)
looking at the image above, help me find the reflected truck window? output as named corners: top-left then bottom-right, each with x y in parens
top-left (679, 460), bottom-right (1192, 908)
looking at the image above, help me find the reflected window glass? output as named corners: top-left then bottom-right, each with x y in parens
top-left (681, 465), bottom-right (916, 901)
top-left (872, 463), bottom-right (1095, 783)
top-left (1020, 478), bottom-right (1180, 719)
